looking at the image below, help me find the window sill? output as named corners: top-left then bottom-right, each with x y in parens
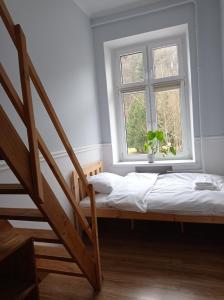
top-left (113, 159), bottom-right (196, 167)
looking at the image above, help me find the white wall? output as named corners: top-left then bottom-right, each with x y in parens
top-left (221, 0), bottom-right (224, 88)
top-left (0, 0), bottom-right (103, 224)
top-left (91, 0), bottom-right (224, 174)
top-left (1, 0), bottom-right (101, 152)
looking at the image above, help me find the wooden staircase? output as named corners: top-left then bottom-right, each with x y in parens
top-left (0, 0), bottom-right (102, 292)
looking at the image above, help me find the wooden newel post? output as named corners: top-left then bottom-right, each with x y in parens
top-left (88, 184), bottom-right (102, 290)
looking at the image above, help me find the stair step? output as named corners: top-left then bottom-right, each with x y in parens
top-left (15, 228), bottom-right (60, 243)
top-left (0, 184), bottom-right (26, 194)
top-left (35, 245), bottom-right (73, 262)
top-left (0, 229), bottom-right (28, 262)
top-left (0, 208), bottom-right (44, 221)
top-left (0, 220), bottom-right (13, 232)
top-left (36, 258), bottom-right (83, 277)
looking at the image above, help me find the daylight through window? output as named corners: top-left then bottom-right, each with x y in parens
top-left (114, 34), bottom-right (192, 161)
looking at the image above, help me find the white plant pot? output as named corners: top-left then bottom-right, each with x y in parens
top-left (148, 153), bottom-right (155, 163)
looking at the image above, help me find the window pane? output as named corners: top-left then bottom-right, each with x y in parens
top-left (120, 52), bottom-right (144, 84)
top-left (153, 45), bottom-right (179, 79)
top-left (155, 87), bottom-right (183, 152)
top-left (123, 92), bottom-right (147, 155)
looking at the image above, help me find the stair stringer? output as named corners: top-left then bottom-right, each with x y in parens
top-left (0, 106), bottom-right (98, 290)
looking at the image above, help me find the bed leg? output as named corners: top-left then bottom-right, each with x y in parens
top-left (180, 222), bottom-right (184, 234)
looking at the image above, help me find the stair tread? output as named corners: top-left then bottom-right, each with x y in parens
top-left (35, 245), bottom-right (73, 262)
top-left (36, 258), bottom-right (83, 277)
top-left (0, 229), bottom-right (31, 262)
top-left (0, 208), bottom-right (44, 221)
top-left (0, 184), bottom-right (26, 194)
top-left (15, 228), bottom-right (60, 243)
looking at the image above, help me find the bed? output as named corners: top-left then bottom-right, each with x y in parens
top-left (71, 161), bottom-right (224, 224)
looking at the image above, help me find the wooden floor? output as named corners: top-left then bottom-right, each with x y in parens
top-left (40, 221), bottom-right (224, 300)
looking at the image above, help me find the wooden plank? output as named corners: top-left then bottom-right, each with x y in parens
top-left (0, 220), bottom-right (13, 232)
top-left (3, 37), bottom-right (89, 194)
top-left (81, 207), bottom-right (224, 224)
top-left (0, 107), bottom-right (99, 289)
top-left (15, 228), bottom-right (60, 243)
top-left (0, 0), bottom-right (16, 42)
top-left (29, 60), bottom-right (89, 188)
top-left (0, 208), bottom-right (45, 221)
top-left (0, 184), bottom-right (26, 194)
top-left (72, 161), bottom-right (103, 200)
top-left (0, 63), bottom-right (25, 120)
top-left (35, 245), bottom-right (73, 262)
top-left (38, 136), bottom-right (93, 242)
top-left (88, 184), bottom-right (102, 289)
top-left (39, 233), bottom-right (224, 300)
top-left (0, 229), bottom-right (29, 262)
top-left (0, 63), bottom-right (93, 242)
top-left (15, 24), bottom-right (44, 203)
top-left (36, 258), bottom-right (84, 277)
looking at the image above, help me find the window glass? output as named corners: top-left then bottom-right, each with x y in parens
top-left (153, 45), bottom-right (179, 79)
top-left (155, 86), bottom-right (183, 152)
top-left (123, 91), bottom-right (147, 154)
top-left (120, 52), bottom-right (144, 84)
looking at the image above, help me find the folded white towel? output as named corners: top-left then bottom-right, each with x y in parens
top-left (194, 175), bottom-right (219, 191)
top-left (195, 184), bottom-right (218, 191)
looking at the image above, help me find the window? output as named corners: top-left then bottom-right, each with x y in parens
top-left (113, 35), bottom-right (193, 161)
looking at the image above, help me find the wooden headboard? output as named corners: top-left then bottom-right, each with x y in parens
top-left (71, 161), bottom-right (103, 204)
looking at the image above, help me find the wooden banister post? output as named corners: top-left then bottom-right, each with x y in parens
top-left (88, 184), bottom-right (102, 290)
top-left (15, 24), bottom-right (44, 203)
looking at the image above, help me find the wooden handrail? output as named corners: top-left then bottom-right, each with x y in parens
top-left (0, 0), bottom-right (16, 42)
top-left (1, 0), bottom-right (102, 288)
top-left (29, 62), bottom-right (90, 190)
top-left (0, 63), bottom-right (93, 242)
top-left (0, 107), bottom-right (99, 289)
top-left (15, 24), bottom-right (44, 203)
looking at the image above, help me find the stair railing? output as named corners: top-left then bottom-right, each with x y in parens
top-left (0, 0), bottom-right (101, 289)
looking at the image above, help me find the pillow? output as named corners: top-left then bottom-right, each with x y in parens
top-left (87, 172), bottom-right (123, 194)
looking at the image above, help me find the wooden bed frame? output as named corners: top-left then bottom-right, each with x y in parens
top-left (71, 161), bottom-right (224, 225)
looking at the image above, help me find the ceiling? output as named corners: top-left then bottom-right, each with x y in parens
top-left (73, 0), bottom-right (161, 18)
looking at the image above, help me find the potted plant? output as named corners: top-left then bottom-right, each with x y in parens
top-left (144, 130), bottom-right (176, 163)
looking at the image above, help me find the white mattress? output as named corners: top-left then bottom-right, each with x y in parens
top-left (80, 173), bottom-right (224, 216)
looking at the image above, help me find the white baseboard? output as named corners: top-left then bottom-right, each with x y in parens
top-left (1, 137), bottom-right (224, 229)
top-left (0, 143), bottom-right (104, 227)
top-left (0, 143), bottom-right (103, 172)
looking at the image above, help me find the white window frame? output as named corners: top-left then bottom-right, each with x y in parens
top-left (113, 34), bottom-right (193, 162)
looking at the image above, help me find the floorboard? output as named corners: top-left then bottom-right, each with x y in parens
top-left (39, 222), bottom-right (224, 300)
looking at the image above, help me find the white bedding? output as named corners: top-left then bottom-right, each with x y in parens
top-left (80, 172), bottom-right (224, 216)
top-left (106, 172), bottom-right (158, 212)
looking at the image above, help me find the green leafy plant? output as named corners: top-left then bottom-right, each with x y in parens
top-left (144, 130), bottom-right (176, 156)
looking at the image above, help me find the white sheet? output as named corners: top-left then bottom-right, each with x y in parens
top-left (106, 173), bottom-right (158, 212)
top-left (80, 172), bottom-right (224, 216)
top-left (147, 173), bottom-right (224, 215)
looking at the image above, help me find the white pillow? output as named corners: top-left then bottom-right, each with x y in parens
top-left (87, 172), bottom-right (123, 194)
